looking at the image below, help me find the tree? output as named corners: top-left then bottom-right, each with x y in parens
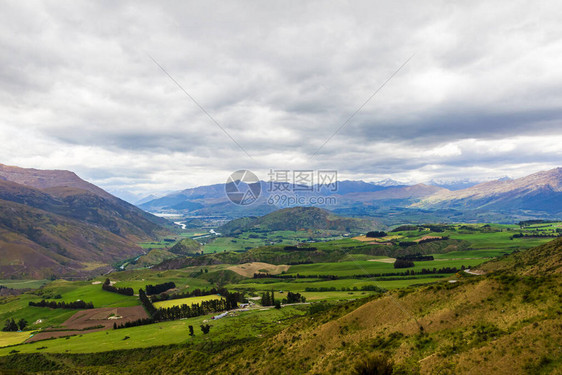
top-left (261, 292), bottom-right (271, 306)
top-left (189, 325), bottom-right (194, 336)
top-left (366, 231), bottom-right (387, 238)
top-left (2, 319), bottom-right (18, 332)
top-left (394, 259), bottom-right (415, 269)
top-left (274, 300), bottom-right (281, 309)
top-left (17, 318), bottom-right (27, 331)
top-left (200, 324), bottom-right (211, 334)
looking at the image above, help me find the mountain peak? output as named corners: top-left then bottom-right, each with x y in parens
top-left (0, 163), bottom-right (112, 199)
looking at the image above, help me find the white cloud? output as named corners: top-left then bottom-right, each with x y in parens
top-left (0, 0), bottom-right (561, 198)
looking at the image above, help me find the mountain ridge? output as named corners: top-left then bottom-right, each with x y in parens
top-left (0, 164), bottom-right (170, 278)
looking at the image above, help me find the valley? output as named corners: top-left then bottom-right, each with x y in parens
top-left (1, 216), bottom-right (561, 373)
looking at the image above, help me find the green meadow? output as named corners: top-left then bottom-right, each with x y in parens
top-left (153, 294), bottom-right (223, 309)
top-left (0, 306), bottom-right (307, 355)
top-left (0, 221), bottom-right (559, 358)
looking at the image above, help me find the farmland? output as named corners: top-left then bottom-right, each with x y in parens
top-left (0, 221), bottom-right (560, 367)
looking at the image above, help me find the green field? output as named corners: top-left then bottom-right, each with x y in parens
top-left (0, 331), bottom-right (31, 348)
top-left (0, 280), bottom-right (49, 289)
top-left (0, 306), bottom-right (307, 355)
top-left (153, 294), bottom-right (223, 308)
top-left (1, 221), bottom-right (560, 359)
top-left (284, 258), bottom-right (482, 277)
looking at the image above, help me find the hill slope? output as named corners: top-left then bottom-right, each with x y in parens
top-left (0, 164), bottom-right (169, 278)
top-left (218, 206), bottom-right (377, 235)
top-left (418, 167), bottom-right (562, 215)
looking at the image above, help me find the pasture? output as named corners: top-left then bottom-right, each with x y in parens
top-left (153, 295), bottom-right (223, 309)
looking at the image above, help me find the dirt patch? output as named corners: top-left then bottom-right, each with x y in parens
top-left (368, 258), bottom-right (396, 263)
top-left (228, 262), bottom-right (290, 277)
top-left (26, 306), bottom-right (148, 343)
top-left (464, 269), bottom-right (486, 276)
top-left (352, 235), bottom-right (401, 242)
top-left (91, 281), bottom-right (102, 285)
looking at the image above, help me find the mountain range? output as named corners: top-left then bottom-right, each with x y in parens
top-left (139, 168), bottom-right (562, 223)
top-left (0, 164), bottom-right (169, 278)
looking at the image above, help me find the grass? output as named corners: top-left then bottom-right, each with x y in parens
top-left (227, 275), bottom-right (448, 294)
top-left (0, 306), bottom-right (307, 355)
top-left (0, 294), bottom-right (78, 331)
top-left (153, 295), bottom-right (223, 309)
top-left (0, 280), bottom-right (49, 289)
top-left (284, 259), bottom-right (482, 277)
top-left (0, 331), bottom-right (32, 348)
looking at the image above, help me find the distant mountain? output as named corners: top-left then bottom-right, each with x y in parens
top-left (138, 180), bottom-right (408, 217)
top-left (135, 194), bottom-right (162, 206)
top-left (327, 180), bottom-right (396, 195)
top-left (372, 178), bottom-right (408, 187)
top-left (0, 164), bottom-right (169, 278)
top-left (418, 168), bottom-right (562, 215)
top-left (428, 179), bottom-right (481, 191)
top-left (139, 168), bottom-right (562, 223)
top-left (340, 183), bottom-right (447, 202)
top-left (218, 206), bottom-right (377, 235)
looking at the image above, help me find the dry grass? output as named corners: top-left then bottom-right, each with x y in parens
top-left (228, 262), bottom-right (290, 277)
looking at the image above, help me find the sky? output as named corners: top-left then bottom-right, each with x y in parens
top-left (1, 0), bottom-right (561, 202)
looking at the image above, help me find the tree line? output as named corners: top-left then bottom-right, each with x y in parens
top-left (511, 233), bottom-right (560, 239)
top-left (29, 300), bottom-right (94, 309)
top-left (146, 282), bottom-right (176, 295)
top-left (396, 254), bottom-right (434, 261)
top-left (102, 279), bottom-right (134, 296)
top-left (116, 288), bottom-right (243, 329)
top-left (2, 318), bottom-right (27, 332)
top-left (255, 265), bottom-right (465, 281)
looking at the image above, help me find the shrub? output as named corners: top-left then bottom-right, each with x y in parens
top-left (352, 353), bottom-right (394, 375)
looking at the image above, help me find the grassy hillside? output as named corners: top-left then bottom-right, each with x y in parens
top-left (169, 238), bottom-right (202, 255)
top-left (0, 169), bottom-right (170, 278)
top-left (219, 207), bottom-right (377, 235)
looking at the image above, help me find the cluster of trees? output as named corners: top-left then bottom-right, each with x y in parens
top-left (261, 291), bottom-right (276, 306)
top-left (186, 324), bottom-right (213, 336)
top-left (139, 287), bottom-right (242, 323)
top-left (146, 282), bottom-right (176, 295)
top-left (155, 297), bottom-right (232, 321)
top-left (139, 289), bottom-right (157, 316)
top-left (396, 254), bottom-right (434, 261)
top-left (29, 300), bottom-right (94, 309)
top-left (102, 279), bottom-right (134, 296)
top-left (283, 292), bottom-right (306, 304)
top-left (511, 233), bottom-right (560, 239)
top-left (366, 231), bottom-right (387, 238)
top-left (2, 318), bottom-right (27, 332)
top-left (518, 220), bottom-right (554, 227)
top-left (200, 324), bottom-right (211, 334)
top-left (394, 259), bottom-right (415, 268)
top-left (113, 318), bottom-right (153, 330)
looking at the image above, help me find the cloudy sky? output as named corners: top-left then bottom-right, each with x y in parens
top-left (1, 0), bottom-right (561, 201)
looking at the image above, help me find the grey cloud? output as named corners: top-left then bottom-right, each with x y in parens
top-left (0, 0), bottom-right (561, 195)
